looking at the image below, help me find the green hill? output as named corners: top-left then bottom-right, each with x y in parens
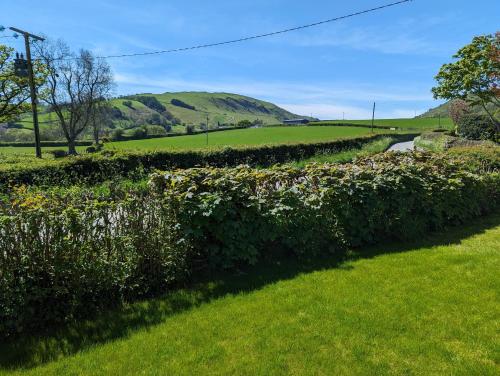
top-left (121, 92), bottom-right (311, 125)
top-left (418, 100), bottom-right (497, 118)
top-left (1, 92), bottom-right (312, 142)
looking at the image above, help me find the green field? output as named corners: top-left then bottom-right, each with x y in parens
top-left (0, 126), bottom-right (387, 157)
top-left (2, 215), bottom-right (498, 375)
top-left (106, 126), bottom-right (385, 151)
top-left (314, 117), bottom-right (454, 130)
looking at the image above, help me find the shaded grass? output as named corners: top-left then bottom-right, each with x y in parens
top-left (1, 214), bottom-right (499, 375)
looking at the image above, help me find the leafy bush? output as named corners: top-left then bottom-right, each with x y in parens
top-left (237, 119), bottom-right (253, 128)
top-left (122, 100), bottom-right (134, 109)
top-left (457, 114), bottom-right (497, 141)
top-left (49, 150), bottom-right (68, 158)
top-left (0, 150), bottom-right (498, 338)
top-left (0, 134), bottom-right (415, 188)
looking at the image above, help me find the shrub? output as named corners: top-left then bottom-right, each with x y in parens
top-left (127, 96), bottom-right (166, 113)
top-left (449, 99), bottom-right (470, 127)
top-left (122, 100), bottom-right (134, 109)
top-left (457, 114), bottom-right (497, 141)
top-left (0, 151), bottom-right (499, 338)
top-left (186, 124), bottom-right (195, 134)
top-left (0, 134), bottom-right (417, 189)
top-left (49, 150), bottom-right (68, 158)
top-left (237, 119), bottom-right (253, 128)
top-left (171, 98), bottom-right (196, 110)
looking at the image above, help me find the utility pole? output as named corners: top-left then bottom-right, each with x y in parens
top-left (206, 115), bottom-right (209, 146)
top-left (10, 27), bottom-right (44, 158)
top-left (371, 102), bottom-right (376, 133)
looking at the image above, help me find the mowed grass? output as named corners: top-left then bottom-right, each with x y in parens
top-left (2, 215), bottom-right (499, 375)
top-left (107, 126), bottom-right (384, 151)
top-left (314, 117), bottom-right (454, 130)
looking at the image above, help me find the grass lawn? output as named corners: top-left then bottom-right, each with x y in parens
top-left (106, 126), bottom-right (385, 152)
top-left (1, 215), bottom-right (499, 375)
top-left (314, 117), bottom-right (454, 130)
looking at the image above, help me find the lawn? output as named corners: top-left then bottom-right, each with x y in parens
top-left (2, 215), bottom-right (498, 375)
top-left (314, 117), bottom-right (454, 130)
top-left (106, 126), bottom-right (385, 151)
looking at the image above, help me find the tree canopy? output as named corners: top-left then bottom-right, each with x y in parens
top-left (432, 33), bottom-right (500, 127)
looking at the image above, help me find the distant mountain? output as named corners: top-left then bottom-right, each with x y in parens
top-left (418, 100), bottom-right (497, 118)
top-left (118, 92), bottom-right (314, 126)
top-left (3, 92), bottom-right (315, 142)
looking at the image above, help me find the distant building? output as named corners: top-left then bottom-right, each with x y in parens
top-left (283, 119), bottom-right (310, 125)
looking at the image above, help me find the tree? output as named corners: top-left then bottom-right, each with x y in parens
top-left (0, 44), bottom-right (46, 123)
top-left (36, 40), bottom-right (114, 154)
top-left (432, 33), bottom-right (500, 131)
top-left (90, 99), bottom-right (113, 144)
top-left (448, 99), bottom-right (470, 128)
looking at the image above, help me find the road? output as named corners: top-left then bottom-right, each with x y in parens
top-left (388, 140), bottom-right (415, 152)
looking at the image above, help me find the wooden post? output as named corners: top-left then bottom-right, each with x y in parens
top-left (10, 27), bottom-right (44, 158)
top-left (371, 102), bottom-right (376, 133)
top-left (206, 115), bottom-right (209, 146)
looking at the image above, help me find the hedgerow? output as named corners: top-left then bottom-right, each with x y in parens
top-left (0, 150), bottom-right (498, 338)
top-left (0, 134), bottom-right (414, 189)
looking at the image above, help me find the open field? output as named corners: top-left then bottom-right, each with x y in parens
top-left (314, 117), bottom-right (454, 130)
top-left (1, 215), bottom-right (498, 375)
top-left (106, 126), bottom-right (386, 151)
top-left (0, 126), bottom-right (387, 156)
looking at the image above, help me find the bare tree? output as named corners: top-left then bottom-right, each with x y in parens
top-left (90, 99), bottom-right (113, 144)
top-left (36, 40), bottom-right (114, 154)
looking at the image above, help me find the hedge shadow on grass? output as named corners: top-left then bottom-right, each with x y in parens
top-left (1, 214), bottom-right (498, 371)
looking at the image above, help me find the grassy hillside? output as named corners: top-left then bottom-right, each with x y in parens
top-left (130, 92), bottom-right (309, 126)
top-left (2, 215), bottom-right (498, 375)
top-left (419, 100), bottom-right (498, 119)
top-left (1, 92), bottom-right (310, 143)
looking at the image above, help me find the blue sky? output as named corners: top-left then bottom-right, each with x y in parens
top-left (2, 0), bottom-right (499, 119)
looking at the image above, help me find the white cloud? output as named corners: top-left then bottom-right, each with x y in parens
top-left (114, 72), bottom-right (432, 102)
top-left (113, 73), bottom-right (436, 120)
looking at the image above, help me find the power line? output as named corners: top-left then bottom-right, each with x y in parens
top-left (59, 0), bottom-right (413, 61)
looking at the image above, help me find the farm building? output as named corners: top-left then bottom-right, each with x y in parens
top-left (283, 119), bottom-right (310, 125)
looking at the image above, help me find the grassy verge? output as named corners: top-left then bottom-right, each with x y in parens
top-left (288, 136), bottom-right (395, 167)
top-left (1, 214), bottom-right (499, 375)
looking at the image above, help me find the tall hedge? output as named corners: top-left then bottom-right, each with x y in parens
top-left (0, 134), bottom-right (415, 188)
top-left (0, 150), bottom-right (498, 338)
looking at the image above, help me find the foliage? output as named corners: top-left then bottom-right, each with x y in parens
top-left (237, 119), bottom-right (253, 127)
top-left (170, 98), bottom-right (196, 110)
top-left (457, 114), bottom-right (498, 141)
top-left (35, 40), bottom-right (114, 154)
top-left (432, 33), bottom-right (500, 127)
top-left (448, 99), bottom-right (470, 127)
top-left (2, 217), bottom-right (498, 374)
top-left (0, 150), bottom-right (498, 338)
top-left (0, 44), bottom-right (47, 123)
top-left (0, 134), bottom-right (414, 188)
top-left (127, 95), bottom-right (166, 113)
